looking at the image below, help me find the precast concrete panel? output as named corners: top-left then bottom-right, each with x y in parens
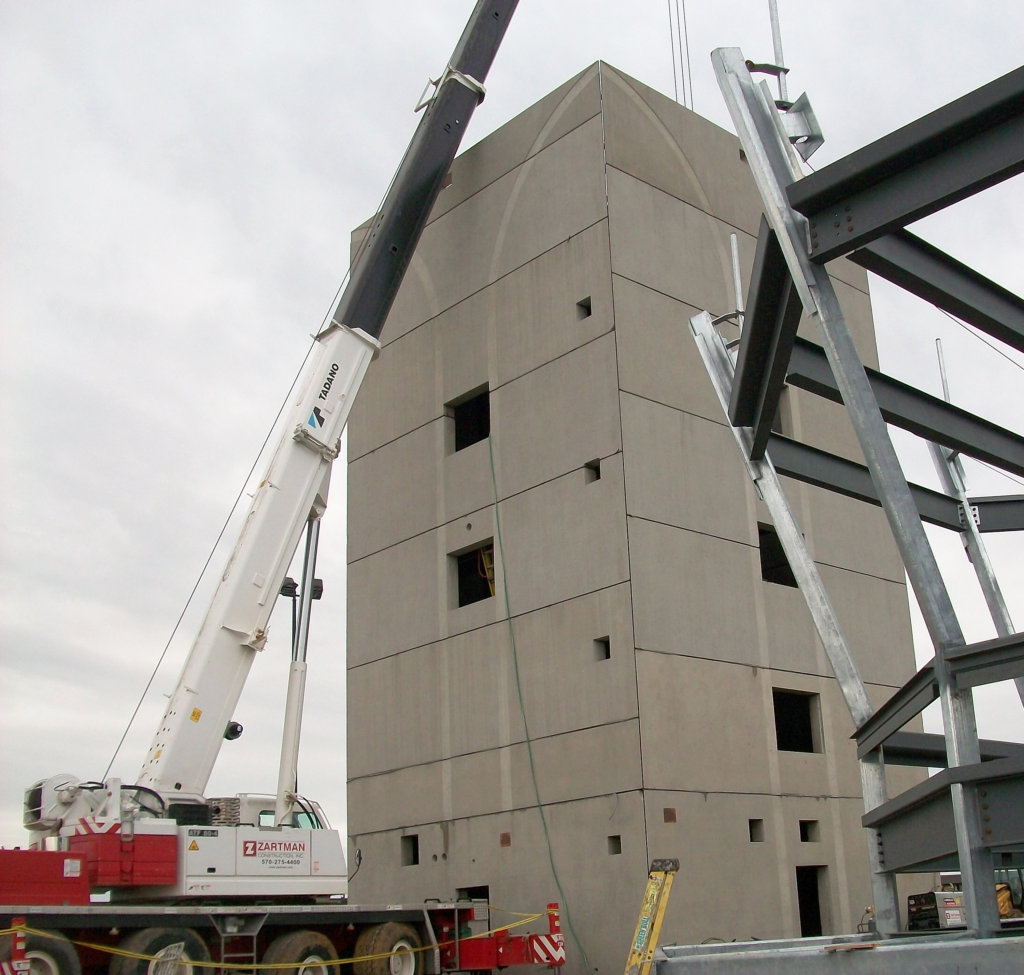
top-left (628, 517), bottom-right (763, 664)
top-left (379, 116), bottom-right (609, 344)
top-left (347, 319), bottom-right (440, 460)
top-left (621, 392), bottom-right (754, 544)
top-left (635, 651), bottom-right (775, 795)
top-left (799, 483), bottom-right (908, 585)
top-left (347, 418), bottom-right (447, 561)
top-left (607, 167), bottom-right (759, 319)
top-left (601, 66), bottom-right (765, 238)
top-left (493, 333), bottom-right (621, 499)
top-left (347, 624), bottom-right (516, 778)
top-left (503, 582), bottom-right (639, 735)
top-left (349, 586), bottom-right (638, 775)
top-left (817, 562), bottom-right (918, 688)
top-left (430, 64), bottom-right (604, 220)
top-left (443, 222), bottom-right (614, 391)
top-left (612, 276), bottom-right (725, 421)
top-left (347, 528), bottom-right (450, 666)
top-left (348, 722), bottom-right (642, 835)
top-left (498, 457), bottom-right (629, 615)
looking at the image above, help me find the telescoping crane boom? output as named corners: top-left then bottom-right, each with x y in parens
top-left (18, 0), bottom-right (520, 903)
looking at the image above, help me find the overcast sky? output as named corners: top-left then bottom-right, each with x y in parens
top-left (1, 2), bottom-right (1021, 851)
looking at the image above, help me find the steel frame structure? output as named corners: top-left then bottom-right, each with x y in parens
top-left (691, 51), bottom-right (1024, 938)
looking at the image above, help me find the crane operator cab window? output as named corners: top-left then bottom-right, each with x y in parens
top-left (257, 808), bottom-right (324, 829)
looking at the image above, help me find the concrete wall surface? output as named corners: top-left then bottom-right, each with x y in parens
top-left (347, 62), bottom-right (922, 973)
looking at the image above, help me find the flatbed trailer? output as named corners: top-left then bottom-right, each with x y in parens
top-left (0, 900), bottom-right (565, 975)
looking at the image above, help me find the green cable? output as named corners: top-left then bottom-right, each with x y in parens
top-left (487, 435), bottom-right (594, 974)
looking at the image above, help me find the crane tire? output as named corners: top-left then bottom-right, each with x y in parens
top-left (261, 930), bottom-right (340, 975)
top-left (353, 922), bottom-right (422, 975)
top-left (0, 930), bottom-right (82, 975)
top-left (110, 927), bottom-right (211, 975)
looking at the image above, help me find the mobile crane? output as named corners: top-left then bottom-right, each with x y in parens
top-left (0, 3), bottom-right (565, 974)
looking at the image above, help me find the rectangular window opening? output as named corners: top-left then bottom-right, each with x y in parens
top-left (584, 458), bottom-right (602, 482)
top-left (607, 835), bottom-right (622, 855)
top-left (759, 523), bottom-right (798, 588)
top-left (447, 386), bottom-right (490, 452)
top-left (593, 636), bottom-right (611, 661)
top-left (799, 820), bottom-right (820, 843)
top-left (663, 807), bottom-right (677, 824)
top-left (576, 296), bottom-right (593, 320)
top-left (401, 834), bottom-right (419, 866)
top-left (749, 818), bottom-right (765, 842)
top-left (773, 689), bottom-right (822, 753)
top-left (453, 541), bottom-right (495, 607)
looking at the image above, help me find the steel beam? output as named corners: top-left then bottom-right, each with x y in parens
top-left (787, 338), bottom-right (1024, 480)
top-left (691, 310), bottom-right (899, 933)
top-left (971, 495), bottom-right (1024, 532)
top-left (880, 731), bottom-right (1024, 768)
top-left (856, 665), bottom-right (938, 759)
top-left (766, 435), bottom-right (961, 530)
top-left (786, 66), bottom-right (1024, 262)
top-left (947, 632), bottom-right (1024, 690)
top-left (714, 47), bottom-right (1001, 932)
top-left (851, 230), bottom-right (1024, 354)
top-left (728, 217), bottom-right (803, 460)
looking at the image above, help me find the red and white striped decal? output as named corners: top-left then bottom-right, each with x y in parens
top-left (530, 934), bottom-right (566, 966)
top-left (2, 961), bottom-right (31, 975)
top-left (71, 818), bottom-right (121, 835)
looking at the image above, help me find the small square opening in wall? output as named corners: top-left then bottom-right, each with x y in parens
top-left (663, 807), bottom-right (677, 824)
top-left (749, 819), bottom-right (766, 842)
top-left (800, 820), bottom-right (820, 842)
top-left (576, 296), bottom-right (593, 320)
top-left (593, 636), bottom-right (611, 661)
top-left (401, 834), bottom-right (419, 866)
top-left (773, 689), bottom-right (822, 753)
top-left (758, 523), bottom-right (798, 588)
top-left (453, 542), bottom-right (495, 607)
top-left (607, 835), bottom-right (622, 855)
top-left (584, 458), bottom-right (602, 482)
top-left (447, 386), bottom-right (490, 452)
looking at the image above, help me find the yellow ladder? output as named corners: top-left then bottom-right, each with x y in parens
top-left (478, 545), bottom-right (496, 596)
top-left (624, 858), bottom-right (679, 975)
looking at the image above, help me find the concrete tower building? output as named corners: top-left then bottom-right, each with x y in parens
top-left (346, 64), bottom-right (920, 972)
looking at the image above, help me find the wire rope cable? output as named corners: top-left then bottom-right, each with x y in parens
top-left (103, 97), bottom-right (421, 779)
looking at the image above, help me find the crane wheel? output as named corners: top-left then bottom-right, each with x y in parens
top-left (353, 923), bottom-right (422, 975)
top-left (261, 930), bottom-right (341, 975)
top-left (109, 927), bottom-right (211, 975)
top-left (0, 929), bottom-right (82, 975)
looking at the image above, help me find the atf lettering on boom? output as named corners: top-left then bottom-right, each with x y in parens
top-left (318, 363), bottom-right (341, 401)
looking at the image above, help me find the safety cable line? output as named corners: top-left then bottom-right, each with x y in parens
top-left (937, 307), bottom-right (1024, 374)
top-left (4, 911), bottom-right (556, 971)
top-left (486, 436), bottom-right (594, 975)
top-left (103, 340), bottom-right (319, 781)
top-left (665, 1), bottom-right (678, 104)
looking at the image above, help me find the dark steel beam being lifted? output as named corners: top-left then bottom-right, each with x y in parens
top-left (786, 65), bottom-right (1024, 263)
top-left (786, 337), bottom-right (1024, 479)
top-left (766, 435), bottom-right (961, 530)
top-left (851, 230), bottom-right (1024, 355)
top-left (728, 218), bottom-right (802, 460)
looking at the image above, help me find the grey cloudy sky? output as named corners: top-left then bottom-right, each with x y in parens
top-left (1, 2), bottom-right (1021, 850)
